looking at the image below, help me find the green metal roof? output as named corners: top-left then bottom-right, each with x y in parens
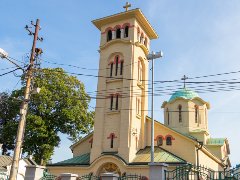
top-left (51, 153), bottom-right (90, 166)
top-left (169, 88), bottom-right (199, 102)
top-left (207, 138), bottom-right (225, 146)
top-left (132, 146), bottom-right (186, 163)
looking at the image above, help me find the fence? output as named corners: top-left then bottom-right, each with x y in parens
top-left (164, 164), bottom-right (240, 180)
top-left (0, 172), bottom-right (8, 180)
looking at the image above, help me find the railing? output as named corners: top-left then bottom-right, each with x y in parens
top-left (164, 165), bottom-right (240, 180)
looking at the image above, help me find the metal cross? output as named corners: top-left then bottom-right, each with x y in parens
top-left (181, 75), bottom-right (188, 88)
top-left (123, 2), bottom-right (131, 11)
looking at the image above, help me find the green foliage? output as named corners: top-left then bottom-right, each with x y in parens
top-left (0, 68), bottom-right (94, 164)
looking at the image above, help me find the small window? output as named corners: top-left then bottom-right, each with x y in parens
top-left (110, 63), bottom-right (113, 77)
top-left (110, 95), bottom-right (114, 110)
top-left (144, 38), bottom-right (148, 47)
top-left (116, 28), bottom-right (121, 39)
top-left (138, 61), bottom-right (143, 82)
top-left (136, 97), bottom-right (141, 115)
top-left (110, 135), bottom-right (114, 148)
top-left (107, 30), bottom-right (112, 42)
top-left (124, 26), bottom-right (129, 38)
top-left (140, 33), bottom-right (144, 43)
top-left (120, 61), bottom-right (123, 75)
top-left (166, 137), bottom-right (172, 146)
top-left (115, 56), bottom-right (119, 76)
top-left (115, 94), bottom-right (119, 110)
top-left (157, 137), bottom-right (163, 146)
top-left (167, 108), bottom-right (170, 125)
top-left (195, 105), bottom-right (198, 123)
top-left (178, 105), bottom-right (182, 123)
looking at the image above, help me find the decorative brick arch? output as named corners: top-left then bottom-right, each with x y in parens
top-left (122, 23), bottom-right (131, 29)
top-left (102, 27), bottom-right (114, 34)
top-left (154, 135), bottom-right (165, 141)
top-left (107, 133), bottom-right (117, 139)
top-left (114, 25), bottom-right (122, 30)
top-left (165, 134), bottom-right (175, 140)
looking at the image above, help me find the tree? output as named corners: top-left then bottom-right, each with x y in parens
top-left (0, 68), bottom-right (94, 165)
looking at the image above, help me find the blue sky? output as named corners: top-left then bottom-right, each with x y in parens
top-left (0, 0), bottom-right (240, 166)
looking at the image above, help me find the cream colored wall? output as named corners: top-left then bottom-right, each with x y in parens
top-left (198, 149), bottom-right (223, 171)
top-left (206, 144), bottom-right (227, 161)
top-left (146, 118), bottom-right (196, 164)
top-left (164, 99), bottom-right (209, 134)
top-left (91, 16), bottom-right (150, 164)
top-left (72, 135), bottom-right (92, 157)
top-left (189, 132), bottom-right (209, 144)
top-left (48, 156), bottom-right (150, 177)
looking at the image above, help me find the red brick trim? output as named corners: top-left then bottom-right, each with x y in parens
top-left (107, 133), bottom-right (117, 139)
top-left (165, 134), bottom-right (175, 140)
top-left (154, 135), bottom-right (165, 141)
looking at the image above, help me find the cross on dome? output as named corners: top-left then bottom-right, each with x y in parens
top-left (181, 75), bottom-right (188, 88)
top-left (123, 2), bottom-right (131, 12)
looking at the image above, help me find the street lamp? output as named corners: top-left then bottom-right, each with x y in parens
top-left (0, 48), bottom-right (24, 71)
top-left (147, 51), bottom-right (163, 163)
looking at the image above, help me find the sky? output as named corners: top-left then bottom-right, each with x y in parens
top-left (0, 0), bottom-right (240, 167)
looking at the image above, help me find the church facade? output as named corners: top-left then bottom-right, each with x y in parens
top-left (48, 8), bottom-right (231, 177)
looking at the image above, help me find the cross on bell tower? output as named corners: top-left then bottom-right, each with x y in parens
top-left (123, 2), bottom-right (131, 11)
top-left (181, 75), bottom-right (188, 88)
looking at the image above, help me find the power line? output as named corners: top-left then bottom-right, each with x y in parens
top-left (0, 68), bottom-right (22, 77)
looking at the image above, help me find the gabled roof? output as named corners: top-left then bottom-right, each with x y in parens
top-left (0, 156), bottom-right (12, 167)
top-left (49, 153), bottom-right (90, 166)
top-left (132, 146), bottom-right (186, 164)
top-left (207, 138), bottom-right (226, 146)
top-left (70, 132), bottom-right (93, 150)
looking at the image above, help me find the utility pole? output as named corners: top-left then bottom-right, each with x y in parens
top-left (9, 19), bottom-right (42, 180)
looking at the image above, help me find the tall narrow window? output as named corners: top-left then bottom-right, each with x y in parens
top-left (120, 61), bottom-right (123, 75)
top-left (107, 30), bottom-right (112, 42)
top-left (110, 95), bottom-right (114, 110)
top-left (115, 56), bottom-right (119, 76)
top-left (138, 61), bottom-right (143, 82)
top-left (140, 33), bottom-right (144, 43)
top-left (166, 137), bottom-right (172, 145)
top-left (124, 26), bottom-right (129, 38)
top-left (144, 38), bottom-right (148, 47)
top-left (167, 108), bottom-right (170, 125)
top-left (116, 28), bottom-right (121, 39)
top-left (178, 105), bottom-right (182, 123)
top-left (115, 94), bottom-right (119, 110)
top-left (110, 135), bottom-right (114, 148)
top-left (157, 137), bottom-right (163, 146)
top-left (110, 63), bottom-right (113, 77)
top-left (195, 105), bottom-right (198, 123)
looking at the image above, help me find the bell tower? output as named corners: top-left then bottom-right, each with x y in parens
top-left (90, 7), bottom-right (158, 163)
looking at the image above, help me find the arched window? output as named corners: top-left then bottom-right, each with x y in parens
top-left (178, 105), bottom-right (182, 123)
top-left (107, 30), bottom-right (112, 42)
top-left (110, 95), bottom-right (114, 110)
top-left (140, 33), bottom-right (144, 43)
top-left (136, 97), bottom-right (141, 115)
top-left (120, 61), bottom-right (123, 75)
top-left (116, 28), bottom-right (121, 39)
top-left (144, 37), bottom-right (148, 47)
top-left (137, 27), bottom-right (140, 42)
top-left (166, 136), bottom-right (172, 146)
top-left (157, 137), bottom-right (163, 146)
top-left (107, 133), bottom-right (117, 148)
top-left (115, 56), bottom-right (119, 76)
top-left (167, 108), bottom-right (170, 125)
top-left (110, 63), bottom-right (113, 77)
top-left (195, 105), bottom-right (198, 123)
top-left (124, 26), bottom-right (129, 38)
top-left (138, 60), bottom-right (143, 82)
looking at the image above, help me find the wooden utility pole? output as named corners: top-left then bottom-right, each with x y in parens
top-left (9, 19), bottom-right (41, 180)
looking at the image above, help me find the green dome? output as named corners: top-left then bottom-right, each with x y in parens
top-left (169, 88), bottom-right (199, 102)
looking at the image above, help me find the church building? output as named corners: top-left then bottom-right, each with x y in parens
top-left (48, 7), bottom-right (231, 177)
